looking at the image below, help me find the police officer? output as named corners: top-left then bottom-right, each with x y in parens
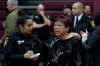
top-left (4, 15), bottom-right (43, 66)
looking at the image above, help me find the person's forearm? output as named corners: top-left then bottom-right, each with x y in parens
top-left (42, 15), bottom-right (49, 22)
top-left (33, 23), bottom-right (45, 28)
top-left (9, 54), bottom-right (24, 59)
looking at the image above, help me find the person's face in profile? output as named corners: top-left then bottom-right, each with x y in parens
top-left (84, 5), bottom-right (91, 14)
top-left (7, 2), bottom-right (13, 11)
top-left (37, 4), bottom-right (45, 14)
top-left (19, 19), bottom-right (33, 35)
top-left (72, 3), bottom-right (81, 16)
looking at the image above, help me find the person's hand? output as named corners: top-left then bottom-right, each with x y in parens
top-left (24, 51), bottom-right (40, 61)
top-left (44, 19), bottom-right (51, 26)
top-left (70, 32), bottom-right (81, 39)
top-left (32, 53), bottom-right (40, 61)
top-left (24, 51), bottom-right (34, 59)
top-left (80, 30), bottom-right (88, 43)
top-left (33, 56), bottom-right (38, 61)
top-left (39, 10), bottom-right (45, 16)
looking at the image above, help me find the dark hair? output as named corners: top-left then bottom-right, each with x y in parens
top-left (56, 15), bottom-right (71, 28)
top-left (17, 15), bottom-right (32, 26)
top-left (55, 15), bottom-right (72, 32)
top-left (18, 9), bottom-right (26, 16)
top-left (63, 4), bottom-right (71, 9)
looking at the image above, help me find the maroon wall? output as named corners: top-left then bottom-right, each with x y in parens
top-left (94, 0), bottom-right (100, 14)
top-left (43, 0), bottom-right (94, 16)
top-left (0, 0), bottom-right (7, 38)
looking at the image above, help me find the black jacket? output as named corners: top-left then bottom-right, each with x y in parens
top-left (84, 26), bottom-right (100, 66)
top-left (71, 13), bottom-right (90, 33)
top-left (86, 26), bottom-right (100, 55)
top-left (4, 31), bottom-right (43, 66)
top-left (47, 36), bottom-right (85, 66)
top-left (33, 14), bottom-right (50, 41)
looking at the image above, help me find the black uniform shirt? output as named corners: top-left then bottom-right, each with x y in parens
top-left (5, 31), bottom-right (42, 66)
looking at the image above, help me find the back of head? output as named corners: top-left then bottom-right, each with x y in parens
top-left (17, 15), bottom-right (32, 26)
top-left (18, 9), bottom-right (26, 16)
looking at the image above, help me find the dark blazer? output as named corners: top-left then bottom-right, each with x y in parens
top-left (71, 13), bottom-right (90, 33)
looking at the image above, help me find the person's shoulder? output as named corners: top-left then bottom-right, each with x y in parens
top-left (67, 37), bottom-right (82, 48)
top-left (83, 13), bottom-right (90, 19)
top-left (96, 26), bottom-right (100, 30)
top-left (9, 10), bottom-right (18, 16)
top-left (8, 32), bottom-right (19, 39)
top-left (31, 34), bottom-right (42, 43)
top-left (6, 10), bottom-right (18, 20)
top-left (31, 34), bottom-right (39, 39)
top-left (49, 35), bottom-right (62, 46)
top-left (93, 26), bottom-right (100, 34)
top-left (32, 14), bottom-right (40, 18)
top-left (69, 36), bottom-right (81, 44)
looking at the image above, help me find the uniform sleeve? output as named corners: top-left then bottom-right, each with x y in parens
top-left (5, 35), bottom-right (24, 62)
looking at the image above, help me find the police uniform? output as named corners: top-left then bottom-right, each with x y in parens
top-left (4, 31), bottom-right (43, 66)
top-left (33, 14), bottom-right (50, 41)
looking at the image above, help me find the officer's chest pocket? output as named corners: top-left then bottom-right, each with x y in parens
top-left (15, 39), bottom-right (32, 51)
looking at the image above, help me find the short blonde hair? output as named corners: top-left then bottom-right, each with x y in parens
top-left (74, 2), bottom-right (84, 10)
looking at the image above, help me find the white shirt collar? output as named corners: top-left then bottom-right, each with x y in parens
top-left (75, 13), bottom-right (83, 21)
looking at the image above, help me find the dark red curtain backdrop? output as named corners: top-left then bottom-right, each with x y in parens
top-left (94, 0), bottom-right (100, 13)
top-left (0, 0), bottom-right (7, 38)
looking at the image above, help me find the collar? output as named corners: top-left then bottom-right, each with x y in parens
top-left (75, 13), bottom-right (83, 21)
top-left (9, 9), bottom-right (18, 13)
top-left (17, 31), bottom-right (32, 38)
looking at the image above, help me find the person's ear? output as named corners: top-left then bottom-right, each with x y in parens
top-left (19, 24), bottom-right (23, 29)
